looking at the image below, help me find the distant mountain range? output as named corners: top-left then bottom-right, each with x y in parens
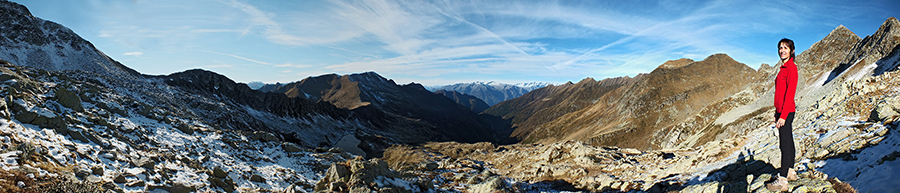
top-left (427, 81), bottom-right (553, 106)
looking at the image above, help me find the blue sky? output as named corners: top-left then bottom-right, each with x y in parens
top-left (12, 0), bottom-right (899, 86)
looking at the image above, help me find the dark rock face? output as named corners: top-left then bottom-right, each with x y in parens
top-left (160, 69), bottom-right (348, 120)
top-left (433, 90), bottom-right (490, 113)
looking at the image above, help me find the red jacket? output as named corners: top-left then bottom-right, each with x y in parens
top-left (775, 57), bottom-right (798, 119)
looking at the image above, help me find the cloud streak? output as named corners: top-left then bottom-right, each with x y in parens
top-left (123, 51), bottom-right (143, 57)
top-left (201, 50), bottom-right (270, 65)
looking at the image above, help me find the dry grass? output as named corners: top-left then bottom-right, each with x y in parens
top-left (423, 142), bottom-right (495, 159)
top-left (30, 162), bottom-right (73, 175)
top-left (382, 144), bottom-right (430, 170)
top-left (0, 169), bottom-right (39, 193)
top-left (827, 177), bottom-right (858, 193)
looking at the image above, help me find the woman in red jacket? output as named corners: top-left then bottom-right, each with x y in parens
top-left (767, 38), bottom-right (799, 191)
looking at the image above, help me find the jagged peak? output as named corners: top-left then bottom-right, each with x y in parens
top-left (878, 17), bottom-right (900, 33)
top-left (821, 25), bottom-right (860, 42)
top-left (870, 17), bottom-right (900, 40)
top-left (833, 25), bottom-right (857, 36)
top-left (576, 77), bottom-right (596, 84)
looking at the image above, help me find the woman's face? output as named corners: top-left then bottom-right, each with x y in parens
top-left (779, 42), bottom-right (792, 60)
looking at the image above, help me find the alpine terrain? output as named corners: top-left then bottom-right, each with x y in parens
top-left (0, 1), bottom-right (898, 192)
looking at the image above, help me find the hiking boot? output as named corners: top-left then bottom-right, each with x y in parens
top-left (787, 168), bottom-right (798, 181)
top-left (766, 175), bottom-right (790, 192)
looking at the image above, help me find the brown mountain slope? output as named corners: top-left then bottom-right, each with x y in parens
top-left (482, 76), bottom-right (636, 140)
top-left (527, 54), bottom-right (757, 150)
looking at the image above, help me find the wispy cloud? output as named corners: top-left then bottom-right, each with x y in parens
top-left (202, 64), bottom-right (233, 68)
top-left (274, 63), bottom-right (312, 68)
top-left (123, 51), bottom-right (143, 57)
top-left (200, 50), bottom-right (269, 65)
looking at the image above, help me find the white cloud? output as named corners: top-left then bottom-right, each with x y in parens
top-left (274, 63), bottom-right (313, 68)
top-left (123, 51), bottom-right (143, 56)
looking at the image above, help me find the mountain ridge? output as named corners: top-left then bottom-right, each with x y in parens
top-left (428, 81), bottom-right (551, 106)
top-left (256, 71), bottom-right (514, 145)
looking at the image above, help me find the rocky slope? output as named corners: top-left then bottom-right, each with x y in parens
top-left (483, 76), bottom-right (636, 140)
top-left (0, 61), bottom-right (362, 192)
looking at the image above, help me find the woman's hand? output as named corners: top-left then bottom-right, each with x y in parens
top-left (775, 118), bottom-right (786, 128)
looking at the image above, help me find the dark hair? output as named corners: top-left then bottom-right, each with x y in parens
top-left (778, 38), bottom-right (795, 59)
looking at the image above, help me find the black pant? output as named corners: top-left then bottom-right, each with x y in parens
top-left (775, 112), bottom-right (795, 177)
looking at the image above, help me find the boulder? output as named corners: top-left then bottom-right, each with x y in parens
top-left (74, 167), bottom-right (91, 179)
top-left (250, 131), bottom-right (280, 142)
top-left (0, 97), bottom-right (8, 119)
top-left (869, 98), bottom-right (900, 122)
top-left (132, 157), bottom-right (155, 170)
top-left (282, 142), bottom-right (303, 153)
top-left (208, 176), bottom-right (235, 192)
top-left (114, 174), bottom-right (127, 183)
top-left (467, 176), bottom-right (506, 193)
top-left (55, 87), bottom-right (83, 112)
top-left (175, 123), bottom-right (194, 135)
top-left (250, 174), bottom-right (265, 183)
top-left (91, 166), bottom-right (104, 176)
top-left (167, 183), bottom-right (198, 193)
top-left (126, 180), bottom-right (145, 187)
top-left (315, 158), bottom-right (421, 192)
top-left (213, 167), bottom-right (228, 178)
top-left (13, 110), bottom-right (37, 123)
top-left (315, 163), bottom-right (351, 191)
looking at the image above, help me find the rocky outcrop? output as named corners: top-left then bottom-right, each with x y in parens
top-left (314, 158), bottom-right (432, 193)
